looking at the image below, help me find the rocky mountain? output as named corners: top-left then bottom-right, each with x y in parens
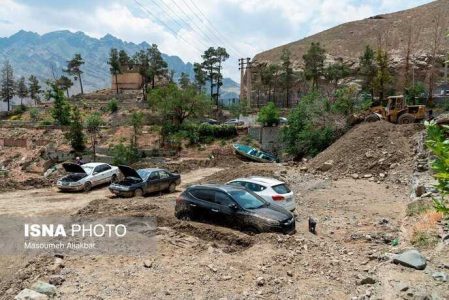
top-left (0, 30), bottom-right (239, 98)
top-left (252, 0), bottom-right (449, 85)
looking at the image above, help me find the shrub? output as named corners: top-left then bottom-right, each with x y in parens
top-left (257, 102), bottom-right (279, 126)
top-left (110, 142), bottom-right (140, 165)
top-left (14, 104), bottom-right (27, 115)
top-left (161, 123), bottom-right (237, 145)
top-left (29, 108), bottom-right (39, 122)
top-left (108, 98), bottom-right (119, 113)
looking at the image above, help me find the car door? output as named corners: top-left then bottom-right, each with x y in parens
top-left (214, 191), bottom-right (239, 227)
top-left (188, 188), bottom-right (217, 221)
top-left (100, 164), bottom-right (112, 183)
top-left (146, 171), bottom-right (161, 193)
top-left (91, 165), bottom-right (103, 186)
top-left (158, 170), bottom-right (171, 191)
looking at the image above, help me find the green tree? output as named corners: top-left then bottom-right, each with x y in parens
top-left (303, 42), bottom-right (326, 90)
top-left (257, 102), bottom-right (280, 126)
top-left (118, 49), bottom-right (130, 67)
top-left (56, 75), bottom-right (73, 97)
top-left (178, 72), bottom-right (191, 89)
top-left (28, 75), bottom-right (42, 106)
top-left (48, 82), bottom-right (71, 126)
top-left (280, 49), bottom-right (294, 107)
top-left (108, 48), bottom-right (121, 94)
top-left (133, 49), bottom-right (150, 99)
top-left (405, 82), bottom-right (426, 105)
top-left (147, 44), bottom-right (168, 89)
top-left (16, 76), bottom-right (28, 106)
top-left (129, 111), bottom-right (144, 147)
top-left (67, 106), bottom-right (85, 152)
top-left (0, 60), bottom-right (15, 111)
top-left (282, 92), bottom-right (336, 157)
top-left (373, 49), bottom-right (391, 102)
top-left (324, 59), bottom-right (351, 91)
top-left (85, 112), bottom-right (104, 161)
top-left (107, 98), bottom-right (119, 113)
top-left (229, 98), bottom-right (249, 118)
top-left (332, 85), bottom-right (372, 117)
top-left (64, 53), bottom-right (85, 95)
top-left (148, 83), bottom-right (211, 126)
top-left (359, 45), bottom-right (377, 99)
top-left (193, 62), bottom-right (206, 91)
top-left (201, 47), bottom-right (229, 105)
top-left (260, 64), bottom-right (277, 102)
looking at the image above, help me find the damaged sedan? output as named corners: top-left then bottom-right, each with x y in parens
top-left (57, 163), bottom-right (120, 192)
top-left (109, 166), bottom-right (181, 197)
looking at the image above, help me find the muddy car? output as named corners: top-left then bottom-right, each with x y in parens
top-left (175, 184), bottom-right (295, 234)
top-left (57, 163), bottom-right (120, 192)
top-left (109, 166), bottom-right (181, 197)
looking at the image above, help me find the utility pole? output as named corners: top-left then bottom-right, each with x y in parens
top-left (238, 58), bottom-right (252, 107)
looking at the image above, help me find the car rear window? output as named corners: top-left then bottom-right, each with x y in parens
top-left (272, 184), bottom-right (291, 194)
top-left (189, 189), bottom-right (215, 202)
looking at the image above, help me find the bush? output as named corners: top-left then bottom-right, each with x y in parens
top-left (14, 104), bottom-right (27, 115)
top-left (257, 102), bottom-right (279, 126)
top-left (29, 108), bottom-right (39, 122)
top-left (161, 123), bottom-right (238, 145)
top-left (109, 142), bottom-right (140, 165)
top-left (283, 92), bottom-right (340, 158)
top-left (108, 98), bottom-right (119, 113)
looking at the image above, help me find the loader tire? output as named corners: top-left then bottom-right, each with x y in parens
top-left (398, 113), bottom-right (415, 124)
top-left (365, 114), bottom-right (380, 123)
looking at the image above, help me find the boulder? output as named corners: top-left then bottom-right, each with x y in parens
top-left (415, 185), bottom-right (426, 197)
top-left (432, 271), bottom-right (448, 282)
top-left (319, 160), bottom-right (334, 172)
top-left (30, 281), bottom-right (57, 297)
top-left (48, 275), bottom-right (65, 286)
top-left (393, 249), bottom-right (426, 270)
top-left (14, 289), bottom-right (48, 300)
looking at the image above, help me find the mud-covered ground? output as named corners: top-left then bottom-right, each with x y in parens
top-left (1, 162), bottom-right (447, 299)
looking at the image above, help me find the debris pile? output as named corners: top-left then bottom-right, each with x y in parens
top-left (308, 121), bottom-right (422, 180)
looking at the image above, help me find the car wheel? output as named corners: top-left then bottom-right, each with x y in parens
top-left (243, 226), bottom-right (260, 235)
top-left (134, 189), bottom-right (143, 198)
top-left (168, 183), bottom-right (176, 193)
top-left (111, 174), bottom-right (118, 183)
top-left (176, 211), bottom-right (191, 221)
top-left (83, 182), bottom-right (92, 192)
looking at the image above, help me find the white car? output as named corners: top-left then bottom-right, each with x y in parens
top-left (227, 177), bottom-right (296, 211)
top-left (57, 162), bottom-right (120, 192)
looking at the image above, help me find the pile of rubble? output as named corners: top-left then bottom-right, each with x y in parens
top-left (308, 121), bottom-right (423, 181)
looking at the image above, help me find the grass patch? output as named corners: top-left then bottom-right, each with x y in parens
top-left (406, 199), bottom-right (433, 216)
top-left (410, 211), bottom-right (443, 248)
top-left (411, 231), bottom-right (439, 248)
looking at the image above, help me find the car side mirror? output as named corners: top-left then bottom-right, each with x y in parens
top-left (229, 203), bottom-right (238, 210)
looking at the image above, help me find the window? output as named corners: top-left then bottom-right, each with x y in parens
top-left (215, 192), bottom-right (235, 206)
top-left (103, 164), bottom-right (111, 171)
top-left (244, 182), bottom-right (266, 192)
top-left (93, 166), bottom-right (103, 174)
top-left (229, 190), bottom-right (265, 209)
top-left (147, 172), bottom-right (160, 181)
top-left (272, 184), bottom-right (291, 194)
top-left (159, 171), bottom-right (170, 179)
top-left (190, 189), bottom-right (215, 202)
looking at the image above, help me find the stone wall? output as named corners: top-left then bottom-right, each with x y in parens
top-left (111, 73), bottom-right (143, 90)
top-left (248, 126), bottom-right (283, 154)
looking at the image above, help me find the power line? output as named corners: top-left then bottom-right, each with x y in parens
top-left (183, 0), bottom-right (244, 57)
top-left (132, 0), bottom-right (204, 54)
top-left (154, 0), bottom-right (221, 50)
top-left (143, 0), bottom-right (211, 50)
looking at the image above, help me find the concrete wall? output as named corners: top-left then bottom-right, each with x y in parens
top-left (111, 73), bottom-right (143, 90)
top-left (248, 126), bottom-right (283, 154)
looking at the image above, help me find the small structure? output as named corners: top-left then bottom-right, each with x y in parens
top-left (111, 65), bottom-right (143, 91)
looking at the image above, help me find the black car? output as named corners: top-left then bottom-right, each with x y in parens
top-left (175, 184), bottom-right (295, 234)
top-left (109, 166), bottom-right (181, 197)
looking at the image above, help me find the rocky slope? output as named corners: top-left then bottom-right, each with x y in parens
top-left (253, 0), bottom-right (448, 78)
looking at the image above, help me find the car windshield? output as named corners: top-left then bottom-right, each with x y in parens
top-left (136, 170), bottom-right (150, 181)
top-left (81, 166), bottom-right (94, 174)
top-left (229, 190), bottom-right (266, 209)
top-left (272, 184), bottom-right (291, 194)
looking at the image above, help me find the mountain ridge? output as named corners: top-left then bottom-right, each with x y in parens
top-left (0, 30), bottom-right (238, 98)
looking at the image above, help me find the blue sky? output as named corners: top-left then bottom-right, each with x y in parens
top-left (0, 0), bottom-right (433, 81)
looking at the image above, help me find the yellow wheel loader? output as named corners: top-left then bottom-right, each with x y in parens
top-left (365, 96), bottom-right (427, 124)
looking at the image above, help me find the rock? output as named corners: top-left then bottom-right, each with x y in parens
top-left (143, 260), bottom-right (153, 268)
top-left (48, 275), bottom-right (65, 286)
top-left (432, 271), bottom-right (448, 282)
top-left (287, 270), bottom-right (293, 277)
top-left (359, 276), bottom-right (376, 285)
top-left (393, 249), bottom-right (427, 270)
top-left (221, 275), bottom-right (232, 281)
top-left (396, 282), bottom-right (409, 292)
top-left (300, 166), bottom-right (308, 172)
top-left (415, 185), bottom-right (426, 197)
top-left (30, 281), bottom-right (57, 297)
top-left (379, 173), bottom-right (386, 179)
top-left (256, 276), bottom-right (265, 286)
top-left (363, 174), bottom-right (373, 179)
top-left (14, 289), bottom-right (48, 300)
top-left (207, 264), bottom-right (217, 273)
top-left (319, 160), bottom-right (334, 172)
top-left (351, 173), bottom-right (359, 179)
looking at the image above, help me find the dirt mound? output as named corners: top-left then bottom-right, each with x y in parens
top-left (0, 177), bottom-right (53, 192)
top-left (308, 121), bottom-right (423, 177)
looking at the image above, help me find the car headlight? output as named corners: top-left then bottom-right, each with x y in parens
top-left (70, 182), bottom-right (81, 186)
